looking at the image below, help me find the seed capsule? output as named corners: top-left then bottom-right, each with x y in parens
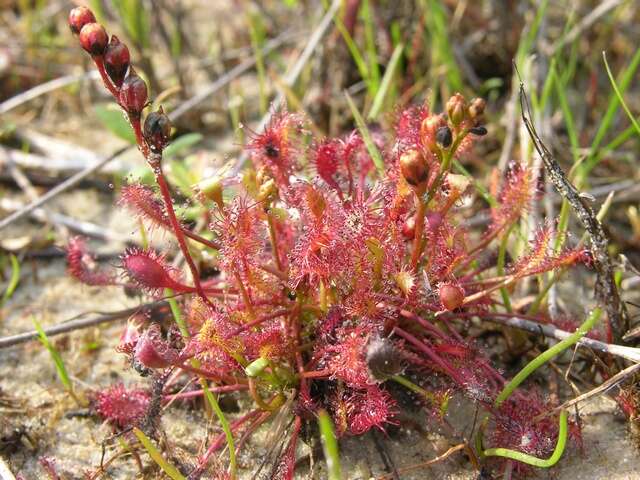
top-left (439, 284), bottom-right (465, 311)
top-left (469, 126), bottom-right (487, 136)
top-left (399, 149), bottom-right (429, 189)
top-left (104, 35), bottom-right (130, 87)
top-left (79, 23), bottom-right (108, 56)
top-left (436, 126), bottom-right (453, 148)
top-left (446, 93), bottom-right (466, 126)
top-left (68, 6), bottom-right (96, 35)
top-left (402, 215), bottom-right (416, 240)
top-left (120, 73), bottom-right (148, 116)
top-left (143, 108), bottom-right (172, 152)
top-left (468, 98), bottom-right (486, 121)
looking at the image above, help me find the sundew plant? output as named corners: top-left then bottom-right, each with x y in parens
top-left (57, 6), bottom-right (624, 479)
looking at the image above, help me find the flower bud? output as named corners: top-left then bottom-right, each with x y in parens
top-left (446, 93), bottom-right (466, 126)
top-left (120, 73), bottom-right (148, 116)
top-left (196, 177), bottom-right (224, 209)
top-left (143, 107), bottom-right (171, 152)
top-left (104, 35), bottom-right (130, 87)
top-left (439, 284), bottom-right (465, 311)
top-left (420, 114), bottom-right (445, 152)
top-left (134, 324), bottom-right (178, 369)
top-left (79, 23), bottom-right (108, 56)
top-left (402, 215), bottom-right (416, 240)
top-left (69, 6), bottom-right (96, 35)
top-left (257, 178), bottom-right (278, 202)
top-left (468, 98), bottom-right (486, 121)
top-left (399, 149), bottom-right (429, 189)
top-left (436, 126), bottom-right (453, 148)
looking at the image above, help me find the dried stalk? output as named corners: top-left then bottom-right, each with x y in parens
top-left (519, 84), bottom-right (628, 342)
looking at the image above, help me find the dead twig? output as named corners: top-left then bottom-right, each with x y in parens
top-left (519, 83), bottom-right (628, 342)
top-left (377, 443), bottom-right (466, 479)
top-left (537, 361), bottom-right (640, 420)
top-left (0, 301), bottom-right (166, 349)
top-left (486, 314), bottom-right (640, 363)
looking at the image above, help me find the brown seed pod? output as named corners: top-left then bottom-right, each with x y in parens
top-left (79, 23), bottom-right (108, 56)
top-left (68, 6), bottom-right (96, 35)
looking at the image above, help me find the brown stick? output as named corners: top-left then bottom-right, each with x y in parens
top-left (0, 301), bottom-right (166, 349)
top-left (518, 83), bottom-right (628, 343)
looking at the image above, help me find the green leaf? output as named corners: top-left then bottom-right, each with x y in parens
top-left (1, 253), bottom-right (20, 306)
top-left (133, 428), bottom-right (186, 480)
top-left (32, 317), bottom-right (73, 393)
top-left (163, 133), bottom-right (203, 159)
top-left (345, 92), bottom-right (384, 175)
top-left (368, 43), bottom-right (404, 120)
top-left (318, 409), bottom-right (342, 480)
top-left (94, 104), bottom-right (136, 144)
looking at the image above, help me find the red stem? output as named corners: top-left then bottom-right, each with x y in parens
top-left (154, 162), bottom-right (214, 308)
top-left (393, 326), bottom-right (465, 385)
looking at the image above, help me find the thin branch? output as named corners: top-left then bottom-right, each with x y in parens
top-left (0, 301), bottom-right (166, 349)
top-left (539, 361), bottom-right (640, 419)
top-left (518, 83), bottom-right (628, 342)
top-left (486, 314), bottom-right (640, 363)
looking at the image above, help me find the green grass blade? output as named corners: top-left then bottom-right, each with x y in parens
top-left (345, 92), bottom-right (384, 175)
top-left (360, 0), bottom-right (381, 93)
top-left (483, 410), bottom-right (568, 468)
top-left (581, 47), bottom-right (640, 181)
top-left (332, 12), bottom-right (371, 95)
top-left (32, 317), bottom-right (73, 394)
top-left (1, 254), bottom-right (20, 306)
top-left (318, 409), bottom-right (342, 480)
top-left (603, 51), bottom-right (640, 137)
top-left (420, 0), bottom-right (463, 93)
top-left (133, 428), bottom-right (186, 480)
top-left (368, 43), bottom-right (404, 120)
top-left (495, 308), bottom-right (601, 407)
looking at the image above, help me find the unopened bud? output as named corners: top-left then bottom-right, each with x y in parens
top-left (446, 93), bottom-right (466, 126)
top-left (79, 23), bottom-right (108, 56)
top-left (439, 284), bottom-right (464, 311)
top-left (196, 177), bottom-right (224, 209)
top-left (399, 149), bottom-right (429, 189)
top-left (104, 35), bottom-right (130, 87)
top-left (420, 115), bottom-right (445, 152)
top-left (402, 215), bottom-right (416, 240)
top-left (120, 73), bottom-right (148, 116)
top-left (468, 98), bottom-right (486, 121)
top-left (143, 107), bottom-right (171, 152)
top-left (258, 178), bottom-right (278, 202)
top-left (436, 126), bottom-right (453, 148)
top-left (68, 6), bottom-right (96, 35)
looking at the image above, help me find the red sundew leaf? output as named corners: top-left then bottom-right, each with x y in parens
top-left (245, 109), bottom-right (305, 187)
top-left (121, 247), bottom-right (191, 295)
top-left (510, 224), bottom-right (588, 278)
top-left (92, 383), bottom-right (150, 429)
top-left (313, 139), bottom-right (342, 193)
top-left (66, 236), bottom-right (117, 286)
top-left (345, 385), bottom-right (396, 435)
top-left (322, 327), bottom-right (371, 388)
top-left (214, 196), bottom-right (264, 276)
top-left (119, 183), bottom-right (170, 229)
top-left (134, 323), bottom-right (180, 369)
top-left (489, 162), bottom-right (535, 235)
